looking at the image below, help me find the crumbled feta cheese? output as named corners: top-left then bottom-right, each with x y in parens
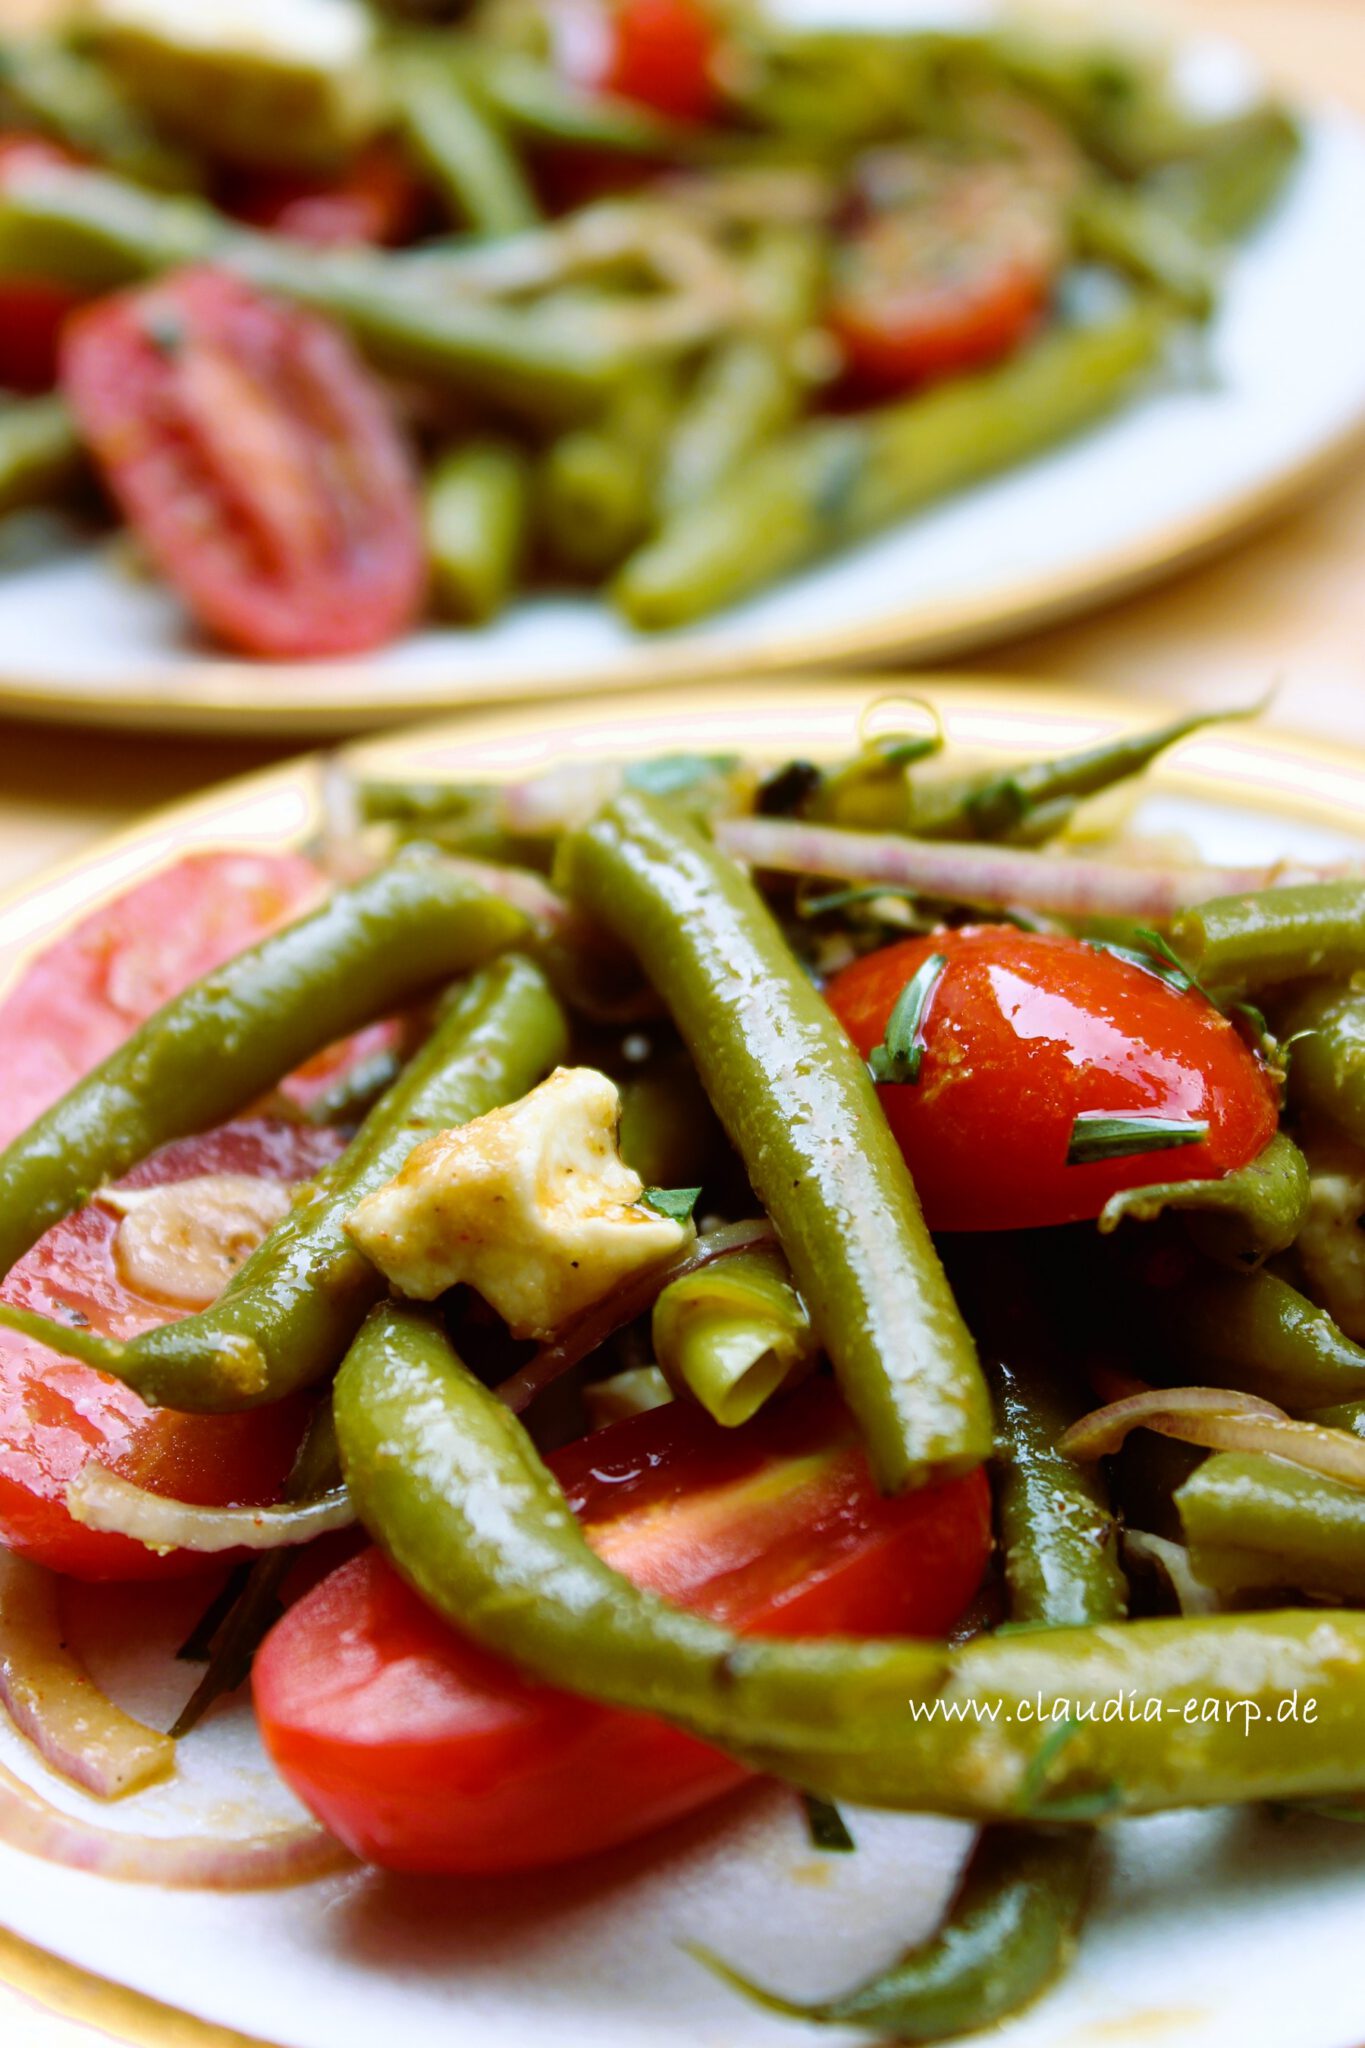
top-left (344, 1066), bottom-right (692, 1340)
top-left (101, 1174), bottom-right (293, 1310)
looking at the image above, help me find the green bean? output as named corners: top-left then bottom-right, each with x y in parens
top-left (336, 1303), bottom-right (1365, 1817)
top-left (560, 792), bottom-right (991, 1492)
top-left (657, 336), bottom-right (801, 518)
top-left (0, 168), bottom-right (624, 420)
top-left (1152, 106), bottom-right (1302, 242)
top-left (1097, 1132), bottom-right (1310, 1270)
top-left (0, 397), bottom-right (84, 519)
top-left (1072, 182), bottom-right (1217, 318)
top-left (1177, 1451), bottom-right (1365, 1601)
top-left (1172, 882), bottom-right (1365, 995)
top-left (541, 369), bottom-right (678, 576)
top-left (617, 1052), bottom-right (724, 1191)
top-left (1279, 982), bottom-right (1365, 1148)
top-left (170, 1396), bottom-right (342, 1736)
top-left (460, 41), bottom-right (686, 157)
top-left (614, 301), bottom-right (1168, 628)
top-left (0, 849), bottom-right (524, 1290)
top-left (424, 440), bottom-right (530, 622)
top-left (652, 1244), bottom-right (817, 1428)
top-left (0, 35), bottom-right (201, 190)
top-left (0, 953), bottom-right (563, 1411)
top-left (700, 1830), bottom-right (1093, 2042)
top-left (394, 62), bottom-right (540, 237)
top-left (993, 1358), bottom-right (1127, 1630)
top-left (1142, 1263), bottom-right (1365, 1410)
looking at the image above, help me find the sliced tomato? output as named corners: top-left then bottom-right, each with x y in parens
top-left (552, 0), bottom-right (721, 125)
top-left (825, 926), bottom-right (1280, 1233)
top-left (0, 137), bottom-right (86, 390)
top-left (59, 267), bottom-right (427, 658)
top-left (0, 848), bottom-right (354, 1581)
top-left (254, 1382), bottom-right (991, 1872)
top-left (828, 158), bottom-right (1061, 394)
top-left (218, 143), bottom-right (425, 249)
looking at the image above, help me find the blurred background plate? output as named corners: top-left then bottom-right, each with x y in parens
top-left (3, 677), bottom-right (1365, 2048)
top-left (0, 1), bottom-right (1362, 735)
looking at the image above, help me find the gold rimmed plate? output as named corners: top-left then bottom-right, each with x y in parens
top-left (1, 677), bottom-right (1365, 2048)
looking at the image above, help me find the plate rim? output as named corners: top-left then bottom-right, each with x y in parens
top-left (2, 672), bottom-right (1365, 2047)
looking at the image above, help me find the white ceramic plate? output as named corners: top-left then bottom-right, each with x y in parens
top-left (0, 6), bottom-right (1363, 735)
top-left (1, 678), bottom-right (1365, 2048)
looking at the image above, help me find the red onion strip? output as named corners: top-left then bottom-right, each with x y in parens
top-left (497, 1218), bottom-right (778, 1414)
top-left (0, 1554), bottom-right (175, 1800)
top-left (64, 1471), bottom-right (355, 1555)
top-left (1061, 1385), bottom-right (1365, 1492)
top-left (0, 1754), bottom-right (350, 1887)
top-left (716, 817), bottom-right (1349, 923)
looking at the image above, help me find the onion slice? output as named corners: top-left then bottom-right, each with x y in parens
top-left (0, 1554), bottom-right (174, 1800)
top-left (497, 1218), bottom-right (778, 1414)
top-left (1060, 1385), bottom-right (1365, 1492)
top-left (715, 817), bottom-right (1349, 923)
top-left (64, 1471), bottom-right (355, 1555)
top-left (0, 1753), bottom-right (350, 1887)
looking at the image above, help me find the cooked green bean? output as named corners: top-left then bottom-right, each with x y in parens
top-left (0, 849), bottom-right (524, 1287)
top-left (618, 1052), bottom-right (724, 1192)
top-left (336, 1303), bottom-right (1365, 1817)
top-left (1279, 982), bottom-right (1365, 1147)
top-left (0, 35), bottom-right (201, 190)
top-left (424, 440), bottom-right (530, 622)
top-left (614, 301), bottom-right (1168, 629)
top-left (0, 397), bottom-right (84, 519)
top-left (541, 369), bottom-right (679, 576)
top-left (560, 792), bottom-right (992, 1491)
top-left (460, 41), bottom-right (686, 157)
top-left (1172, 882), bottom-right (1365, 995)
top-left (1072, 183), bottom-right (1217, 319)
top-left (993, 1358), bottom-right (1127, 1630)
top-left (1142, 1263), bottom-right (1365, 1409)
top-left (657, 336), bottom-right (801, 518)
top-left (1153, 105), bottom-right (1302, 241)
top-left (652, 1244), bottom-right (817, 1428)
top-left (0, 953), bottom-right (563, 1411)
top-left (394, 62), bottom-right (540, 237)
top-left (700, 1829), bottom-right (1093, 2043)
top-left (1097, 1131), bottom-right (1310, 1269)
top-left (1177, 1451), bottom-right (1365, 1601)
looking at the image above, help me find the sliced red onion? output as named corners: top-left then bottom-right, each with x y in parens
top-left (64, 1470), bottom-right (355, 1555)
top-left (1060, 1385), bottom-right (1365, 1491)
top-left (0, 1754), bottom-right (350, 1887)
top-left (716, 817), bottom-right (1350, 923)
top-left (497, 1218), bottom-right (778, 1414)
top-left (438, 855), bottom-right (573, 935)
top-left (0, 1554), bottom-right (175, 1800)
top-left (1122, 1530), bottom-right (1222, 1617)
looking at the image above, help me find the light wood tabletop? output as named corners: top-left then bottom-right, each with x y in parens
top-left (0, 0), bottom-right (1361, 896)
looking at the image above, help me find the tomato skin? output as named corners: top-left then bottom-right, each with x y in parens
top-left (0, 848), bottom-right (347, 1580)
top-left (825, 926), bottom-right (1280, 1233)
top-left (59, 267), bottom-right (427, 659)
top-left (552, 0), bottom-right (720, 125)
top-left (254, 1384), bottom-right (991, 1872)
top-left (0, 138), bottom-right (85, 390)
top-left (218, 144), bottom-right (424, 248)
top-left (830, 246), bottom-right (1048, 393)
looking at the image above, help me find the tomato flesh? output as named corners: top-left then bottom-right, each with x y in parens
top-left (254, 1383), bottom-right (991, 1872)
top-left (0, 138), bottom-right (85, 390)
top-left (0, 849), bottom-right (353, 1579)
top-left (826, 926), bottom-right (1279, 1232)
top-left (553, 0), bottom-right (720, 125)
top-left (59, 267), bottom-right (426, 658)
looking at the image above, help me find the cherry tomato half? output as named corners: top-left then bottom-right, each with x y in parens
top-left (0, 849), bottom-right (350, 1580)
top-left (0, 137), bottom-right (85, 390)
top-left (254, 1382), bottom-right (991, 1872)
top-left (828, 159), bottom-right (1061, 394)
top-left (553, 0), bottom-right (721, 125)
top-left (218, 143), bottom-right (425, 249)
top-left (59, 267), bottom-right (427, 658)
top-left (825, 926), bottom-right (1279, 1233)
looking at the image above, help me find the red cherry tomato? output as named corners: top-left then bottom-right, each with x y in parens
top-left (828, 161), bottom-right (1060, 394)
top-left (59, 267), bottom-right (427, 658)
top-left (0, 848), bottom-right (357, 1580)
top-left (254, 1382), bottom-right (991, 1872)
top-left (218, 143), bottom-right (424, 248)
top-left (554, 0), bottom-right (721, 125)
top-left (0, 137), bottom-right (85, 390)
top-left (826, 926), bottom-right (1279, 1233)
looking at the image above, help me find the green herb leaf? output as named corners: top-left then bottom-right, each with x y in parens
top-left (624, 753), bottom-right (738, 797)
top-left (1014, 1715), bottom-right (1120, 1821)
top-left (867, 952), bottom-right (946, 1086)
top-left (1067, 1111), bottom-right (1208, 1166)
top-left (797, 882), bottom-right (923, 920)
top-left (641, 1185), bottom-right (702, 1226)
top-left (801, 1792), bottom-right (856, 1852)
top-left (1087, 936), bottom-right (1192, 992)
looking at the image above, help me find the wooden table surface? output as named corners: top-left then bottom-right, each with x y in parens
top-left (0, 4), bottom-right (1363, 2044)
